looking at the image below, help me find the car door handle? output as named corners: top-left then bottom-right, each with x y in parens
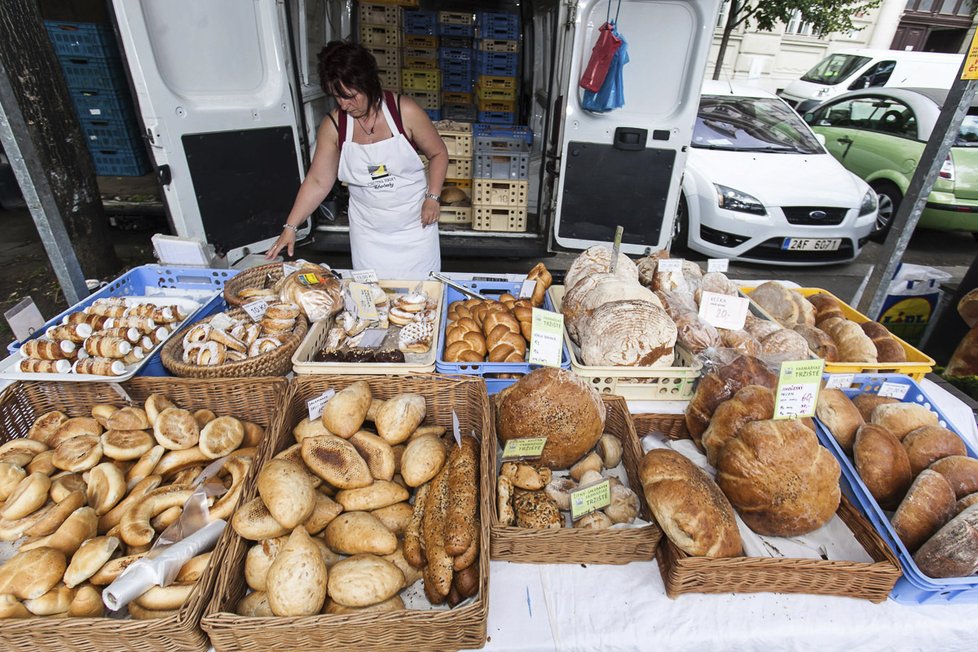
top-left (836, 136), bottom-right (853, 145)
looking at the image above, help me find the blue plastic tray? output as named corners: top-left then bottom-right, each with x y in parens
top-left (474, 123), bottom-right (533, 146)
top-left (80, 118), bottom-right (142, 150)
top-left (813, 373), bottom-right (978, 604)
top-left (435, 280), bottom-right (571, 377)
top-left (475, 12), bottom-right (520, 40)
top-left (71, 87), bottom-right (137, 122)
top-left (45, 21), bottom-right (118, 59)
top-left (91, 146), bottom-right (152, 177)
top-left (58, 56), bottom-right (128, 92)
top-left (475, 51), bottom-right (519, 76)
top-left (402, 10), bottom-right (437, 35)
top-left (437, 23), bottom-right (475, 37)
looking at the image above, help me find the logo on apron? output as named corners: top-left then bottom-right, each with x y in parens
top-left (367, 162), bottom-right (395, 191)
top-left (368, 164), bottom-right (390, 180)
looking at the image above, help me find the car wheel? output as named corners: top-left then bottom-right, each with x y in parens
top-left (672, 193), bottom-right (690, 253)
top-left (871, 181), bottom-right (902, 243)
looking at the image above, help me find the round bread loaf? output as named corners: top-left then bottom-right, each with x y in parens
top-left (701, 385), bottom-right (774, 467)
top-left (854, 423), bottom-right (913, 509)
top-left (579, 299), bottom-right (676, 367)
top-left (871, 402), bottom-right (939, 441)
top-left (717, 418), bottom-right (841, 536)
top-left (891, 469), bottom-right (956, 553)
top-left (495, 367), bottom-right (605, 470)
top-left (815, 388), bottom-right (864, 454)
top-left (903, 425), bottom-right (967, 476)
top-left (561, 273), bottom-right (661, 344)
top-left (913, 503), bottom-right (978, 578)
top-left (563, 245), bottom-right (638, 294)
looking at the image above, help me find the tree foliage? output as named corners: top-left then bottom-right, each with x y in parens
top-left (714, 0), bottom-right (884, 79)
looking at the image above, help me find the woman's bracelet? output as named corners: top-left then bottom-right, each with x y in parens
top-left (282, 223), bottom-right (298, 232)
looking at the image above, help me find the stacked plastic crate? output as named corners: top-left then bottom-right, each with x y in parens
top-left (474, 11), bottom-right (520, 125)
top-left (471, 124), bottom-right (531, 232)
top-left (359, 2), bottom-right (403, 92)
top-left (44, 21), bottom-right (150, 176)
top-left (434, 120), bottom-right (474, 226)
top-left (437, 11), bottom-right (476, 122)
top-left (400, 10), bottom-right (441, 121)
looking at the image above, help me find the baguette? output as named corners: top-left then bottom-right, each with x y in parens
top-left (444, 436), bottom-right (478, 556)
top-left (421, 466), bottom-right (452, 603)
top-left (403, 482), bottom-right (429, 569)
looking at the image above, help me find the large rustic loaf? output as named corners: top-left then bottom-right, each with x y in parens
top-left (562, 273), bottom-right (661, 343)
top-left (563, 246), bottom-right (638, 294)
top-left (815, 388), bottom-right (864, 453)
top-left (578, 300), bottom-right (676, 367)
top-left (891, 469), bottom-right (956, 553)
top-left (853, 424), bottom-right (912, 509)
top-left (700, 385), bottom-right (774, 467)
top-left (913, 504), bottom-right (978, 578)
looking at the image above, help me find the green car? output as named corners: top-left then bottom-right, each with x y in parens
top-left (805, 87), bottom-right (978, 239)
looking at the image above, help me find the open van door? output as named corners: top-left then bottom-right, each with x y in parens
top-left (551, 0), bottom-right (719, 255)
top-left (111, 0), bottom-right (310, 263)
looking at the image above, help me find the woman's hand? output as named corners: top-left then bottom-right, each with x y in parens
top-left (421, 197), bottom-right (440, 227)
top-left (265, 228), bottom-right (296, 259)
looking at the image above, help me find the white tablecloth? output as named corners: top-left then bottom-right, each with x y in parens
top-left (476, 379), bottom-right (978, 652)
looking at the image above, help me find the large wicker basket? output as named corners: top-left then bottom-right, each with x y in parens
top-left (202, 374), bottom-right (492, 652)
top-left (222, 263), bottom-right (286, 308)
top-left (633, 413), bottom-right (901, 602)
top-left (0, 377), bottom-right (288, 652)
top-left (161, 308), bottom-right (308, 378)
top-left (488, 395), bottom-right (663, 564)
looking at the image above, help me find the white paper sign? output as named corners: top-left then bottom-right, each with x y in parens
top-left (708, 258), bottom-right (730, 273)
top-left (878, 382), bottom-right (910, 400)
top-left (359, 328), bottom-right (387, 348)
top-left (349, 283), bottom-right (378, 320)
top-left (307, 389), bottom-right (335, 421)
top-left (242, 300), bottom-right (268, 322)
top-left (282, 262), bottom-right (300, 276)
top-left (4, 297), bottom-right (45, 341)
top-left (698, 291), bottom-right (749, 330)
top-left (452, 410), bottom-right (462, 448)
top-left (658, 258), bottom-right (683, 273)
top-left (528, 308), bottom-right (564, 367)
top-left (825, 374), bottom-right (855, 390)
top-left (351, 269), bottom-right (379, 284)
top-left (519, 279), bottom-right (536, 299)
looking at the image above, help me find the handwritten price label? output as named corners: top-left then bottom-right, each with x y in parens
top-left (528, 308), bottom-right (564, 367)
top-left (242, 300), bottom-right (269, 322)
top-left (307, 389), bottom-right (335, 421)
top-left (348, 283), bottom-right (378, 320)
top-left (570, 479), bottom-right (611, 521)
top-left (698, 291), bottom-right (749, 330)
top-left (878, 381), bottom-right (910, 400)
top-left (351, 269), bottom-right (379, 284)
top-left (519, 279), bottom-right (536, 299)
top-left (707, 258), bottom-right (730, 273)
top-left (825, 373), bottom-right (855, 390)
top-left (774, 359), bottom-right (825, 419)
top-left (657, 258), bottom-right (683, 273)
top-left (501, 437), bottom-right (548, 461)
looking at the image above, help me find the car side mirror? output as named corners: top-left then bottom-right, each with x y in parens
top-left (814, 133), bottom-right (826, 146)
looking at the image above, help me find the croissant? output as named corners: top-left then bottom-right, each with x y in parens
top-left (526, 263), bottom-right (553, 308)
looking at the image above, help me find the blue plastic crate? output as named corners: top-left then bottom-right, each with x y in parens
top-left (813, 373), bottom-right (978, 604)
top-left (424, 108), bottom-right (442, 121)
top-left (59, 56), bottom-right (128, 92)
top-left (440, 36), bottom-right (473, 49)
top-left (438, 23), bottom-right (475, 37)
top-left (475, 51), bottom-right (518, 76)
top-left (477, 110), bottom-right (516, 125)
top-left (436, 280), bottom-right (571, 377)
top-left (444, 104), bottom-right (477, 122)
top-left (474, 123), bottom-right (533, 146)
top-left (44, 21), bottom-right (118, 59)
top-left (442, 72), bottom-right (474, 93)
top-left (402, 10), bottom-right (437, 35)
top-left (475, 12), bottom-right (520, 40)
top-left (80, 118), bottom-right (142, 150)
top-left (70, 87), bottom-right (136, 122)
top-left (438, 47), bottom-right (474, 62)
top-left (90, 146), bottom-right (151, 177)
top-left (439, 58), bottom-right (473, 76)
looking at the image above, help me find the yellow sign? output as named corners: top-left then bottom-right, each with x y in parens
top-left (570, 479), bottom-right (611, 521)
top-left (501, 437), bottom-right (548, 461)
top-left (963, 30), bottom-right (978, 80)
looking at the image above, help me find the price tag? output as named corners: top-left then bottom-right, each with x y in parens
top-left (608, 225), bottom-right (624, 273)
top-left (359, 328), bottom-right (387, 348)
top-left (298, 272), bottom-right (324, 286)
top-left (209, 313), bottom-right (234, 332)
top-left (242, 299), bottom-right (269, 322)
top-left (348, 283), bottom-right (379, 320)
top-left (570, 479), bottom-right (611, 521)
top-left (528, 308), bottom-right (564, 367)
top-left (4, 297), bottom-right (45, 341)
top-left (708, 258), bottom-right (730, 273)
top-left (282, 262), bottom-right (300, 276)
top-left (351, 269), bottom-right (379, 284)
top-left (452, 410), bottom-right (462, 448)
top-left (307, 389), bottom-right (335, 421)
top-left (774, 359), bottom-right (825, 419)
top-left (501, 437), bottom-right (548, 461)
top-left (698, 291), bottom-right (749, 330)
top-left (519, 279), bottom-right (536, 299)
top-left (878, 381), bottom-right (910, 400)
top-left (825, 373), bottom-right (855, 390)
top-left (657, 258), bottom-right (683, 273)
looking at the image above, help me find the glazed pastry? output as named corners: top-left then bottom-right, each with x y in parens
top-left (398, 321), bottom-right (434, 354)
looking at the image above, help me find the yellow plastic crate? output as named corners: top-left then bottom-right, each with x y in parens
top-left (377, 67), bottom-right (401, 92)
top-left (477, 75), bottom-right (517, 91)
top-left (476, 85), bottom-right (516, 102)
top-left (403, 89), bottom-right (440, 110)
top-left (742, 286), bottom-right (935, 379)
top-left (472, 205), bottom-right (526, 232)
top-left (436, 125), bottom-right (473, 157)
top-left (359, 24), bottom-right (400, 48)
top-left (439, 206), bottom-right (472, 224)
top-left (420, 155), bottom-right (472, 179)
top-left (358, 2), bottom-right (401, 26)
top-left (404, 34), bottom-right (438, 48)
top-left (472, 179), bottom-right (527, 207)
top-left (438, 10), bottom-right (475, 25)
top-left (477, 39), bottom-right (519, 53)
top-left (366, 45), bottom-right (401, 69)
top-left (403, 54), bottom-right (437, 69)
top-left (402, 68), bottom-right (441, 91)
top-left (442, 91), bottom-right (473, 105)
top-left (477, 98), bottom-right (515, 112)
top-left (443, 177), bottom-right (472, 196)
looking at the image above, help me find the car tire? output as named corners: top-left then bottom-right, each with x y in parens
top-left (870, 181), bottom-right (902, 243)
top-left (672, 193), bottom-right (690, 253)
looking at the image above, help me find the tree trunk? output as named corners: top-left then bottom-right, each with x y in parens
top-left (713, 0), bottom-right (741, 80)
top-left (0, 0), bottom-right (119, 282)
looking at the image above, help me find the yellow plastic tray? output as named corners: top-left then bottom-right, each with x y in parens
top-left (742, 286), bottom-right (935, 379)
top-left (549, 286), bottom-right (701, 400)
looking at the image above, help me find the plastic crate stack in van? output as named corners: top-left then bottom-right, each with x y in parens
top-left (437, 11), bottom-right (475, 37)
top-left (471, 122), bottom-right (530, 232)
top-left (44, 20), bottom-right (150, 176)
top-left (475, 11), bottom-right (520, 39)
top-left (472, 12), bottom-right (519, 125)
top-left (434, 11), bottom-right (475, 118)
top-left (433, 120), bottom-right (474, 226)
top-left (359, 3), bottom-right (403, 91)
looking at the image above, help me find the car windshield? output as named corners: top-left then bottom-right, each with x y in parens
top-left (692, 96), bottom-right (823, 154)
top-left (801, 54), bottom-right (872, 85)
top-left (956, 111), bottom-right (978, 147)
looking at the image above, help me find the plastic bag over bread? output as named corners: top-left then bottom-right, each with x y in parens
top-left (275, 263), bottom-right (343, 322)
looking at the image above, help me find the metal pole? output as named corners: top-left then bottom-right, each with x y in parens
top-left (856, 71), bottom-right (978, 319)
top-left (0, 60), bottom-right (89, 306)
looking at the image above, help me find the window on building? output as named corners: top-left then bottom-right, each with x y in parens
top-left (785, 10), bottom-right (815, 36)
top-left (906, 0), bottom-right (974, 15)
top-left (716, 0), bottom-right (730, 27)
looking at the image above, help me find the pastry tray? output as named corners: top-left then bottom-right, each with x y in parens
top-left (0, 295), bottom-right (209, 383)
top-left (291, 280), bottom-right (443, 375)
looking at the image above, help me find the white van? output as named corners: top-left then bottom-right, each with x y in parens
top-left (778, 48), bottom-right (962, 114)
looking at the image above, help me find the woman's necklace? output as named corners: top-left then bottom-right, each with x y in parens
top-left (357, 110), bottom-right (378, 136)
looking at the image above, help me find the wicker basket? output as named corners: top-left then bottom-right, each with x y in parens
top-left (161, 308), bottom-right (308, 378)
top-left (222, 263), bottom-right (286, 308)
top-left (632, 413), bottom-right (901, 601)
top-left (202, 374), bottom-right (492, 652)
top-left (488, 396), bottom-right (663, 564)
top-left (0, 377), bottom-right (288, 652)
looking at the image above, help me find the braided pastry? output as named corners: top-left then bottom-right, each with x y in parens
top-left (512, 299), bottom-right (533, 341)
top-left (526, 263), bottom-right (553, 308)
top-left (484, 311), bottom-right (526, 362)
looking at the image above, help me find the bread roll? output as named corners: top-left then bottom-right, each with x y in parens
top-left (100, 429), bottom-right (154, 461)
top-left (903, 426), bottom-right (968, 476)
top-left (374, 393), bottom-right (427, 445)
top-left (824, 320), bottom-right (878, 363)
top-left (913, 504), bottom-right (978, 578)
top-left (257, 459), bottom-right (316, 529)
top-left (748, 282), bottom-right (802, 328)
top-left (106, 407), bottom-right (150, 431)
top-left (301, 436), bottom-right (372, 489)
top-left (807, 293), bottom-right (845, 326)
top-left (0, 548), bottom-right (66, 600)
top-left (153, 408), bottom-right (200, 450)
top-left (495, 367), bottom-right (605, 470)
top-left (859, 321), bottom-right (907, 363)
top-left (68, 584), bottom-right (104, 617)
top-left (349, 431), bottom-right (397, 481)
top-left (956, 492), bottom-right (978, 516)
top-left (700, 385), bottom-right (774, 467)
top-left (400, 435), bottom-right (447, 487)
top-left (236, 590), bottom-right (272, 617)
top-left (324, 594), bottom-right (404, 614)
top-left (2, 472), bottom-right (50, 520)
top-left (64, 535), bottom-right (121, 588)
top-left (28, 411), bottom-right (68, 447)
top-left (199, 416), bottom-right (244, 458)
top-left (815, 389), bottom-right (864, 453)
top-left (371, 502), bottom-right (413, 537)
top-left (929, 456), bottom-right (978, 499)
top-left (23, 583), bottom-right (74, 616)
top-left (891, 470), bottom-right (956, 552)
top-left (335, 481), bottom-right (409, 512)
top-left (304, 491), bottom-right (343, 535)
top-left (717, 419), bottom-right (841, 536)
top-left (853, 424), bottom-right (913, 509)
top-left (86, 462), bottom-right (127, 516)
top-left (327, 553), bottom-right (405, 608)
top-left (794, 324), bottom-right (839, 362)
top-left (639, 449), bottom-right (741, 557)
top-left (871, 403), bottom-right (939, 441)
top-left (246, 537), bottom-right (285, 592)
top-left (231, 497), bottom-right (290, 541)
top-left (324, 512), bottom-right (398, 555)
top-left (52, 434), bottom-right (102, 473)
top-left (0, 463), bottom-right (26, 501)
top-left (266, 526), bottom-right (327, 616)
top-left (852, 394), bottom-right (898, 422)
top-left (322, 381), bottom-right (372, 438)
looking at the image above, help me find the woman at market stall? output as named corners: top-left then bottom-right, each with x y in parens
top-left (266, 40), bottom-right (448, 279)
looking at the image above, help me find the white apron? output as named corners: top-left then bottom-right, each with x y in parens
top-left (336, 100), bottom-right (441, 279)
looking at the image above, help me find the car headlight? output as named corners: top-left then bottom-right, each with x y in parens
top-left (858, 189), bottom-right (877, 216)
top-left (714, 184), bottom-right (766, 215)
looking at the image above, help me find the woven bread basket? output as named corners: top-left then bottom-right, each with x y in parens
top-left (161, 308), bottom-right (307, 378)
top-left (0, 377), bottom-right (288, 652)
top-left (222, 263), bottom-right (285, 309)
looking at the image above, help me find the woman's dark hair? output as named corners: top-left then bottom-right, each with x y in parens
top-left (318, 40), bottom-right (383, 110)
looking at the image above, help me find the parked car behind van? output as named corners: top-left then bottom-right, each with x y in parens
top-left (778, 49), bottom-right (961, 114)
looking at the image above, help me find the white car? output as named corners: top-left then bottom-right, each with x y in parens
top-left (675, 81), bottom-right (878, 265)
